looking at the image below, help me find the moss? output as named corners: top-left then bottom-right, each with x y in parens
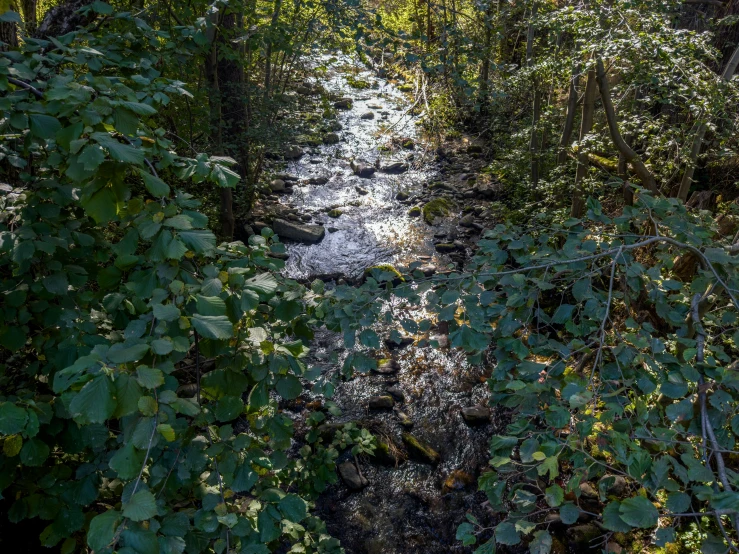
top-left (422, 197), bottom-right (454, 224)
top-left (407, 206), bottom-right (421, 217)
top-left (364, 264), bottom-right (404, 282)
top-left (346, 76), bottom-right (371, 89)
top-left (401, 433), bottom-right (440, 465)
top-left (398, 83), bottom-right (414, 92)
top-left (327, 209), bottom-right (342, 218)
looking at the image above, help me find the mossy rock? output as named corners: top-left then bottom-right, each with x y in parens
top-left (407, 206), bottom-right (421, 217)
top-left (364, 264), bottom-right (404, 283)
top-left (398, 83), bottom-right (414, 92)
top-left (372, 440), bottom-right (407, 466)
top-left (422, 198), bottom-right (454, 224)
top-left (346, 76), bottom-right (371, 89)
top-left (327, 209), bottom-right (342, 218)
top-left (402, 433), bottom-right (440, 465)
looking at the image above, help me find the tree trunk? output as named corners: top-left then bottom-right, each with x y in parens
top-left (676, 42), bottom-right (739, 202)
top-left (21, 0), bottom-right (36, 33)
top-left (1, 1), bottom-right (18, 49)
top-left (595, 57), bottom-right (659, 195)
top-left (557, 64), bottom-right (581, 165)
top-left (570, 67), bottom-right (596, 219)
top-left (263, 0), bottom-right (283, 103)
top-left (526, 2), bottom-right (539, 186)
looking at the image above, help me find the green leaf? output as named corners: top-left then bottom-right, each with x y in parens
top-left (619, 496), bottom-right (658, 529)
top-left (87, 510), bottom-right (121, 552)
top-left (232, 462), bottom-right (258, 493)
top-left (136, 366), bottom-right (164, 389)
top-left (108, 343), bottom-right (150, 364)
top-left (151, 338), bottom-right (173, 355)
top-left (559, 503), bottom-right (579, 525)
top-left (42, 273), bottom-right (69, 295)
top-left (276, 375), bottom-right (302, 400)
top-left (153, 303), bottom-right (181, 322)
top-left (122, 490), bottom-right (158, 522)
top-left (191, 315), bottom-right (233, 340)
top-left (0, 402), bottom-right (27, 435)
top-left (109, 442), bottom-right (144, 480)
top-left (215, 396), bottom-right (243, 422)
top-left (140, 169), bottom-right (170, 197)
top-left (602, 501), bottom-right (632, 532)
top-left (115, 374), bottom-right (143, 417)
top-left (69, 376), bottom-right (116, 424)
top-left (245, 273), bottom-right (278, 295)
top-left (528, 530), bottom-right (552, 554)
top-left (30, 114), bottom-right (62, 139)
top-left (544, 484), bottom-right (564, 507)
top-left (0, 326), bottom-right (27, 351)
top-left (179, 230), bottom-right (216, 254)
top-left (495, 521), bottom-right (520, 545)
top-left (278, 494), bottom-right (307, 522)
top-left (19, 438), bottom-right (50, 466)
top-left (195, 295), bottom-right (227, 316)
top-left (665, 492), bottom-right (691, 514)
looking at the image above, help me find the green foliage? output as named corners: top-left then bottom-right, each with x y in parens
top-left (0, 8), bottom-right (355, 553)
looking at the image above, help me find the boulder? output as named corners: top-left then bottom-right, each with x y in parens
top-left (334, 98), bottom-right (352, 109)
top-left (360, 111), bottom-right (375, 120)
top-left (396, 191), bottom-right (410, 201)
top-left (282, 144), bottom-right (304, 159)
top-left (598, 475), bottom-right (628, 498)
top-left (373, 359), bottom-right (400, 374)
top-left (338, 461), bottom-right (368, 490)
top-left (273, 218), bottom-right (325, 244)
top-left (407, 206), bottom-right (421, 217)
top-left (402, 433), bottom-right (440, 465)
top-left (369, 396), bottom-right (395, 409)
top-left (270, 179), bottom-right (286, 192)
top-left (461, 406), bottom-right (491, 425)
top-left (351, 160), bottom-right (376, 178)
top-left (381, 161), bottom-right (409, 174)
top-left (459, 214), bottom-right (475, 227)
top-left (323, 132), bottom-right (340, 144)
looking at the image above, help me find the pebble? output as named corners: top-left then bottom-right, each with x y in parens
top-left (338, 461), bottom-right (368, 490)
top-left (461, 405), bottom-right (491, 425)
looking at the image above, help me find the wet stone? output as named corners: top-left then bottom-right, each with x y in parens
top-left (435, 243), bottom-right (457, 253)
top-left (282, 144), bottom-right (304, 159)
top-left (395, 191), bottom-right (410, 201)
top-left (394, 408), bottom-right (413, 428)
top-left (272, 218), bottom-right (325, 244)
top-left (373, 359), bottom-right (400, 374)
top-left (461, 405), bottom-right (491, 425)
top-left (386, 386), bottom-right (405, 402)
top-left (599, 475), bottom-right (628, 498)
top-left (442, 470), bottom-right (476, 493)
top-left (381, 161), bottom-right (409, 174)
top-left (356, 186), bottom-right (369, 195)
top-left (338, 461), bottom-right (368, 490)
top-left (270, 179), bottom-right (286, 192)
top-left (323, 132), bottom-right (340, 144)
top-left (334, 98), bottom-right (352, 109)
top-left (459, 214), bottom-right (475, 227)
top-left (402, 433), bottom-right (440, 465)
top-left (360, 111), bottom-right (375, 120)
top-left (369, 395), bottom-right (395, 409)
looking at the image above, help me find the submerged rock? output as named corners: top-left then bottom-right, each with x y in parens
top-left (273, 218), bottom-right (325, 244)
top-left (372, 440), bottom-right (407, 466)
top-left (338, 461), bottom-right (368, 490)
top-left (461, 405), bottom-right (491, 425)
top-left (282, 144), bottom-right (304, 159)
top-left (402, 433), bottom-right (440, 465)
top-left (368, 395), bottom-right (395, 409)
top-left (381, 161), bottom-right (409, 174)
top-left (351, 160), bottom-right (376, 179)
top-left (442, 470), bottom-right (476, 493)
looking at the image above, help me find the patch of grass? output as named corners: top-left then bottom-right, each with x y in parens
top-left (422, 197), bottom-right (454, 224)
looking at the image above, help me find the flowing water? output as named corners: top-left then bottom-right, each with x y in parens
top-left (279, 56), bottom-right (497, 554)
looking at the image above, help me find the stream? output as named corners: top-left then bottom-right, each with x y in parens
top-left (274, 56), bottom-right (497, 554)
